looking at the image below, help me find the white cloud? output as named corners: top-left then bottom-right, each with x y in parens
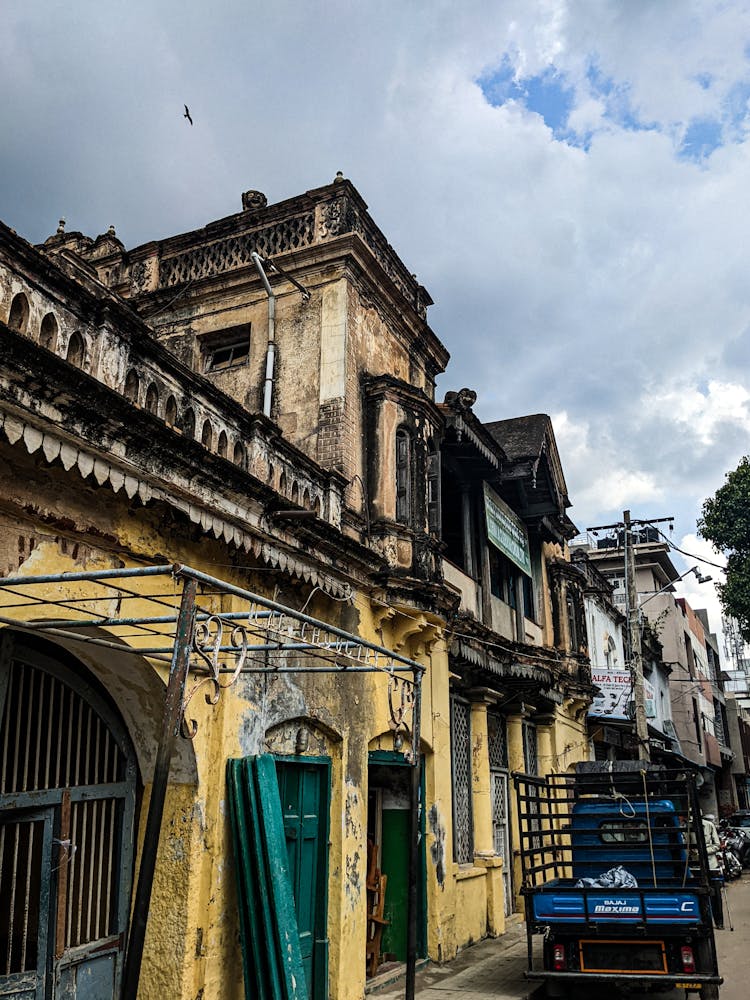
top-left (3, 0), bottom-right (750, 567)
top-left (644, 380), bottom-right (750, 446)
top-left (552, 411), bottom-right (663, 528)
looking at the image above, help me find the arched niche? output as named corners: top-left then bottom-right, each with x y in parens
top-left (8, 292), bottom-right (30, 334)
top-left (66, 331), bottom-right (86, 367)
top-left (40, 312), bottom-right (58, 351)
top-left (265, 715), bottom-right (342, 758)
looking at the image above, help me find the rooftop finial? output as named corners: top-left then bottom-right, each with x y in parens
top-left (57, 217), bottom-right (66, 235)
top-left (107, 224), bottom-right (116, 237)
top-left (334, 170), bottom-right (345, 183)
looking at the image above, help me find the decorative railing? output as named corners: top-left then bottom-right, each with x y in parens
top-left (152, 188), bottom-right (427, 317)
top-left (159, 214), bottom-right (316, 287)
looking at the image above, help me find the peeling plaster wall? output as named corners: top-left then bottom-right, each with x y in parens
top-left (0, 209), bottom-right (506, 997)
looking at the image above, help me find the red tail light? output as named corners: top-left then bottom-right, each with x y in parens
top-left (553, 944), bottom-right (566, 971)
top-left (681, 946), bottom-right (696, 974)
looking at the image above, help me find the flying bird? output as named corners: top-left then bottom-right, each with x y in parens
top-left (183, 105), bottom-right (193, 125)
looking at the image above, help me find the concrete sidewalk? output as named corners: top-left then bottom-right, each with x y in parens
top-left (370, 920), bottom-right (540, 1000)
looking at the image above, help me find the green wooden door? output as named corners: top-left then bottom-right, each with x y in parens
top-left (380, 809), bottom-right (409, 961)
top-left (275, 760), bottom-right (329, 1000)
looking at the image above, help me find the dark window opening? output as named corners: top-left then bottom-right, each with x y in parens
top-left (202, 325), bottom-right (251, 373)
top-left (566, 591), bottom-right (578, 651)
top-left (685, 632), bottom-right (696, 676)
top-left (441, 472), bottom-right (466, 569)
top-left (692, 697), bottom-right (703, 754)
top-left (488, 539), bottom-right (536, 620)
top-left (395, 428), bottom-right (412, 525)
top-left (522, 572), bottom-right (535, 622)
top-left (427, 444), bottom-right (441, 536)
top-left (489, 549), bottom-right (516, 609)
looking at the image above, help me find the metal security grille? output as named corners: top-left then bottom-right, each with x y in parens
top-left (523, 722), bottom-right (538, 775)
top-left (450, 697), bottom-right (472, 865)
top-left (0, 817), bottom-right (44, 975)
top-left (490, 770), bottom-right (513, 915)
top-left (65, 797), bottom-right (120, 947)
top-left (490, 771), bottom-right (508, 857)
top-left (0, 648), bottom-right (136, 992)
top-left (0, 661), bottom-right (125, 794)
top-left (487, 712), bottom-right (508, 771)
top-left (522, 723), bottom-right (541, 850)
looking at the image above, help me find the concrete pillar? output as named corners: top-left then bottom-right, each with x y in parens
top-left (470, 697), bottom-right (492, 856)
top-left (423, 636), bottom-right (458, 963)
top-left (469, 693), bottom-right (506, 938)
top-left (505, 710), bottom-right (528, 912)
top-left (535, 714), bottom-right (557, 776)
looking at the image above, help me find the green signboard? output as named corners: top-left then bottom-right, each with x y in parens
top-left (483, 484), bottom-right (532, 577)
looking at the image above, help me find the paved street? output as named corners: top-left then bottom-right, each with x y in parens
top-left (372, 875), bottom-right (750, 999)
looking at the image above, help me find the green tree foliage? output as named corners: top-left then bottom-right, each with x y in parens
top-left (699, 456), bottom-right (750, 641)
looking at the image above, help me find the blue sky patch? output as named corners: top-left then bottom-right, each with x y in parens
top-left (479, 57), bottom-right (661, 146)
top-left (724, 80), bottom-right (750, 133)
top-left (479, 60), bottom-right (575, 135)
top-left (680, 117), bottom-right (724, 160)
top-left (587, 61), bottom-right (615, 97)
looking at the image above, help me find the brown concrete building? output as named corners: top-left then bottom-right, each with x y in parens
top-left (0, 175), bottom-right (593, 1000)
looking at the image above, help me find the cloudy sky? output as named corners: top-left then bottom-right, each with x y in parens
top-left (3, 0), bottom-right (747, 639)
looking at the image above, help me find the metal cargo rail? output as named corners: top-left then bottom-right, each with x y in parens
top-left (513, 765), bottom-right (721, 996)
top-left (514, 765), bottom-right (711, 893)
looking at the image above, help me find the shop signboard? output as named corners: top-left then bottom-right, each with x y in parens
top-left (589, 669), bottom-right (655, 720)
top-left (483, 484), bottom-right (532, 577)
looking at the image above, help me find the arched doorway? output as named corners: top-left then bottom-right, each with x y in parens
top-left (0, 632), bottom-right (138, 998)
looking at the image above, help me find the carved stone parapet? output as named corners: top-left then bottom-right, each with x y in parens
top-left (156, 213), bottom-right (316, 288)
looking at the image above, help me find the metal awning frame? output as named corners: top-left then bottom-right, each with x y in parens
top-left (0, 563), bottom-right (424, 673)
top-left (0, 563), bottom-right (424, 1000)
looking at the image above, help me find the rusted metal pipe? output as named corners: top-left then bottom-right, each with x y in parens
top-left (122, 576), bottom-right (198, 997)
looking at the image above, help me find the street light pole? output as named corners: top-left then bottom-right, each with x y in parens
top-left (624, 509), bottom-right (650, 762)
top-left (588, 512), bottom-right (676, 762)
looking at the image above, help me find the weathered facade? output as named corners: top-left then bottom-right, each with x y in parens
top-left (436, 399), bottom-right (594, 933)
top-left (584, 536), bottom-right (730, 810)
top-left (0, 176), bottom-right (592, 1000)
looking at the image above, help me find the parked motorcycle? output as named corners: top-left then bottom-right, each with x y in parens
top-left (720, 819), bottom-right (750, 868)
top-left (719, 837), bottom-right (743, 879)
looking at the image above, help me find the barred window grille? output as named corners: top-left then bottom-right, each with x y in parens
top-left (491, 771), bottom-right (509, 857)
top-left (523, 722), bottom-right (538, 775)
top-left (487, 712), bottom-right (508, 771)
top-left (450, 697), bottom-right (473, 864)
top-left (522, 723), bottom-right (541, 849)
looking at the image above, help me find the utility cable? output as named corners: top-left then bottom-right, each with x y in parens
top-left (653, 527), bottom-right (726, 571)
